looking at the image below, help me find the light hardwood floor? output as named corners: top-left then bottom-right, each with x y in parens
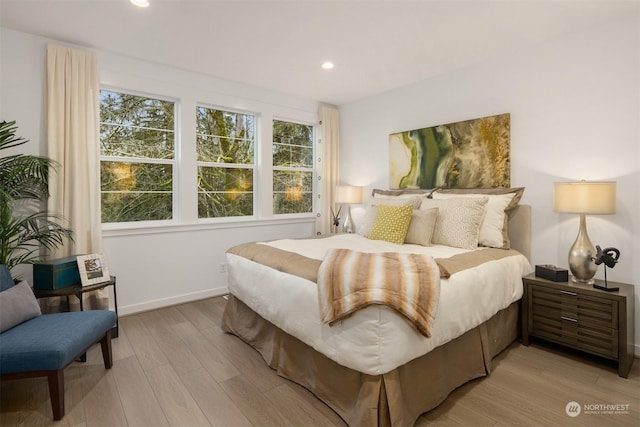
top-left (1, 296), bottom-right (638, 426)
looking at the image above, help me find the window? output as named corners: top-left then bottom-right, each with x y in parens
top-left (196, 106), bottom-right (255, 218)
top-left (272, 120), bottom-right (313, 215)
top-left (100, 87), bottom-right (314, 226)
top-left (99, 90), bottom-right (175, 223)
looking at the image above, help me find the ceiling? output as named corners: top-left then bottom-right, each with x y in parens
top-left (1, 0), bottom-right (637, 105)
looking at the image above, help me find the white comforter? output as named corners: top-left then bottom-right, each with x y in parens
top-left (226, 234), bottom-right (532, 375)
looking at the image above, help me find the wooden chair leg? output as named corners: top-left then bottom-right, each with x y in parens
top-left (100, 330), bottom-right (113, 369)
top-left (47, 369), bottom-right (65, 421)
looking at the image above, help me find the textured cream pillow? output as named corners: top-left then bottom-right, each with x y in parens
top-left (404, 208), bottom-right (439, 246)
top-left (421, 197), bottom-right (489, 249)
top-left (432, 192), bottom-right (516, 248)
top-left (368, 204), bottom-right (414, 244)
top-left (358, 195), bottom-right (424, 237)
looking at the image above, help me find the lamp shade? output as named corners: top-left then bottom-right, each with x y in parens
top-left (553, 181), bottom-right (616, 214)
top-left (335, 185), bottom-right (363, 204)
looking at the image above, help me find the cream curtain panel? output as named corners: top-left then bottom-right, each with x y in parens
top-left (315, 105), bottom-right (340, 236)
top-left (46, 44), bottom-right (107, 310)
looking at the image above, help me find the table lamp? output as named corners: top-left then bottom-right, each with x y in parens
top-left (335, 185), bottom-right (363, 233)
top-left (553, 181), bottom-right (616, 284)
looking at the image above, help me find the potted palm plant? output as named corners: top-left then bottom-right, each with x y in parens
top-left (0, 120), bottom-right (72, 275)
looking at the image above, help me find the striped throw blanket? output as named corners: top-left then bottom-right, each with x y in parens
top-left (317, 249), bottom-right (441, 337)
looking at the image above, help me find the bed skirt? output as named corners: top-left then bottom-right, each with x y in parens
top-left (222, 295), bottom-right (520, 427)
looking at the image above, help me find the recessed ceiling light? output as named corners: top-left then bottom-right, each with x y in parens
top-left (322, 61), bottom-right (334, 70)
top-left (130, 0), bottom-right (150, 7)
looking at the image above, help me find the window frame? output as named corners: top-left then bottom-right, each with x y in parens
top-left (195, 103), bottom-right (259, 221)
top-left (271, 118), bottom-right (315, 217)
top-left (99, 86), bottom-right (318, 233)
top-left (99, 86), bottom-right (179, 229)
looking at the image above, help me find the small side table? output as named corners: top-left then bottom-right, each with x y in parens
top-left (522, 273), bottom-right (634, 378)
top-left (33, 276), bottom-right (119, 338)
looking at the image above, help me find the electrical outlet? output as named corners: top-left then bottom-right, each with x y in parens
top-left (219, 262), bottom-right (227, 273)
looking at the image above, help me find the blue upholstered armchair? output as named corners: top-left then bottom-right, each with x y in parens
top-left (0, 265), bottom-right (116, 420)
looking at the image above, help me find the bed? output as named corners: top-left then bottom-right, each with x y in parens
top-left (222, 189), bottom-right (533, 427)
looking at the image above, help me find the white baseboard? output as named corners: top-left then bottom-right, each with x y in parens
top-left (117, 286), bottom-right (228, 316)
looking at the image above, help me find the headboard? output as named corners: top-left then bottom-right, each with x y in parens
top-left (508, 204), bottom-right (531, 261)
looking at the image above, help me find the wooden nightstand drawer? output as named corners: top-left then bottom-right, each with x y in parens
top-left (530, 310), bottom-right (618, 358)
top-left (530, 284), bottom-right (617, 330)
top-left (522, 274), bottom-right (635, 378)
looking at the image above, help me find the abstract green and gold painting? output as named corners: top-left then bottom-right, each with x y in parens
top-left (389, 113), bottom-right (510, 189)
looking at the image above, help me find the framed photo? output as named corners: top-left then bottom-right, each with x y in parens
top-left (77, 254), bottom-right (111, 286)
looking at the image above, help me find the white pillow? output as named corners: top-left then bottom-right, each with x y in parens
top-left (431, 192), bottom-right (516, 248)
top-left (358, 195), bottom-right (425, 237)
top-left (404, 208), bottom-right (439, 246)
top-left (420, 197), bottom-right (489, 249)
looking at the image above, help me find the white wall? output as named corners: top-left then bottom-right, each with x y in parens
top-left (339, 16), bottom-right (640, 352)
top-left (1, 28), bottom-right (318, 314)
top-left (2, 15), bottom-right (639, 347)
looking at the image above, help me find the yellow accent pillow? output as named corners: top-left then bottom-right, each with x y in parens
top-left (368, 204), bottom-right (413, 244)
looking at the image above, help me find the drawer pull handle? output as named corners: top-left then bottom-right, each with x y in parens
top-left (561, 316), bottom-right (578, 322)
top-left (560, 290), bottom-right (577, 296)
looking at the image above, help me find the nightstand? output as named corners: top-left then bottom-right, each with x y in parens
top-left (522, 273), bottom-right (635, 378)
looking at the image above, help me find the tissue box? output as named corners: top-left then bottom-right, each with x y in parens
top-left (535, 264), bottom-right (569, 282)
top-left (33, 256), bottom-right (81, 290)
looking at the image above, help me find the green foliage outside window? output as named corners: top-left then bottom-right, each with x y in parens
top-left (272, 120), bottom-right (313, 214)
top-left (196, 107), bottom-right (255, 218)
top-left (100, 162), bottom-right (173, 223)
top-left (100, 92), bottom-right (315, 223)
top-left (99, 90), bottom-right (175, 223)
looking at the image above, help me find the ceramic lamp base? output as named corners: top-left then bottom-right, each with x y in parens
top-left (571, 276), bottom-right (595, 285)
top-left (568, 214), bottom-right (597, 284)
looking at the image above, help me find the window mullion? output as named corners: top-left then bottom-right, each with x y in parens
top-left (101, 156), bottom-right (174, 164)
top-left (179, 98), bottom-right (198, 223)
